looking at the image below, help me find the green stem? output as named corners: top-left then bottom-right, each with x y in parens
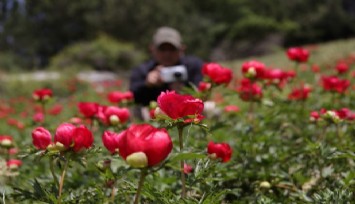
top-left (110, 185), bottom-right (116, 203)
top-left (58, 158), bottom-right (70, 204)
top-left (134, 169), bottom-right (147, 204)
top-left (178, 125), bottom-right (186, 198)
top-left (41, 102), bottom-right (46, 124)
top-left (50, 158), bottom-right (59, 188)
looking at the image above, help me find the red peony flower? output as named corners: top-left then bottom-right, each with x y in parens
top-left (78, 102), bottom-right (99, 118)
top-left (107, 91), bottom-right (134, 104)
top-left (311, 64), bottom-right (321, 73)
top-left (236, 78), bottom-right (263, 101)
top-left (183, 163), bottom-right (193, 174)
top-left (48, 104), bottom-right (63, 115)
top-left (262, 68), bottom-right (294, 89)
top-left (0, 135), bottom-right (13, 147)
top-left (101, 106), bottom-right (130, 125)
top-left (114, 124), bottom-right (173, 167)
top-left (102, 130), bottom-right (125, 154)
top-left (286, 47), bottom-right (310, 62)
top-left (288, 85), bottom-right (312, 101)
top-left (33, 112), bottom-right (44, 123)
top-left (54, 123), bottom-right (76, 148)
top-left (224, 105), bottom-right (240, 113)
top-left (54, 123), bottom-right (93, 152)
top-left (32, 88), bottom-right (53, 101)
top-left (71, 126), bottom-right (94, 152)
top-left (157, 91), bottom-right (204, 120)
top-left (198, 82), bottom-right (212, 92)
top-left (335, 61), bottom-right (349, 74)
top-left (241, 60), bottom-right (265, 79)
top-left (7, 159), bottom-right (22, 169)
top-left (202, 62), bottom-right (233, 85)
top-left (321, 75), bottom-right (350, 94)
top-left (32, 127), bottom-right (52, 150)
top-left (207, 141), bottom-right (232, 163)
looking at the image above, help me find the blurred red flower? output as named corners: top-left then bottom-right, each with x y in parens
top-left (157, 91), bottom-right (204, 120)
top-left (241, 60), bottom-right (265, 79)
top-left (207, 141), bottom-right (232, 163)
top-left (48, 104), bottom-right (63, 115)
top-left (33, 112), bottom-right (44, 123)
top-left (224, 105), bottom-right (240, 113)
top-left (321, 75), bottom-right (350, 94)
top-left (202, 62), bottom-right (233, 85)
top-left (107, 91), bottom-right (133, 104)
top-left (32, 127), bottom-right (52, 150)
top-left (32, 88), bottom-right (53, 101)
top-left (7, 159), bottom-right (22, 169)
top-left (236, 79), bottom-right (263, 101)
top-left (54, 123), bottom-right (94, 152)
top-left (98, 106), bottom-right (130, 125)
top-left (335, 61), bottom-right (349, 74)
top-left (198, 82), bottom-right (211, 92)
top-left (78, 102), bottom-right (99, 118)
top-left (286, 47), bottom-right (310, 62)
top-left (288, 85), bottom-right (312, 101)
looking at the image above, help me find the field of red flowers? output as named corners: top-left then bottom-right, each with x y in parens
top-left (1, 41), bottom-right (354, 203)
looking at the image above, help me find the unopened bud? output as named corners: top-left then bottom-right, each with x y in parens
top-left (0, 139), bottom-right (13, 148)
top-left (42, 95), bottom-right (51, 102)
top-left (126, 152), bottom-right (148, 168)
top-left (208, 153), bottom-right (218, 160)
top-left (260, 181), bottom-right (271, 189)
top-left (154, 107), bottom-right (167, 119)
top-left (245, 67), bottom-right (257, 78)
top-left (109, 115), bottom-right (120, 126)
top-left (47, 142), bottom-right (66, 152)
top-left (149, 101), bottom-right (158, 109)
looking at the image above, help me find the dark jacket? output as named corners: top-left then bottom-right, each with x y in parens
top-left (129, 56), bottom-right (203, 106)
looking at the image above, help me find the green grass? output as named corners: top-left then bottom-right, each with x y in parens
top-left (223, 37), bottom-right (355, 71)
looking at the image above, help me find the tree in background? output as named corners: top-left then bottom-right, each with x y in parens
top-left (0, 0), bottom-right (354, 70)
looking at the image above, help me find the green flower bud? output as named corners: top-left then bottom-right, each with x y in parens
top-left (126, 152), bottom-right (148, 168)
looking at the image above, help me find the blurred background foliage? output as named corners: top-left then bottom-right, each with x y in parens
top-left (0, 0), bottom-right (355, 71)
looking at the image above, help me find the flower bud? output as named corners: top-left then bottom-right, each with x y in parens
top-left (0, 138), bottom-right (13, 148)
top-left (154, 107), bottom-right (167, 119)
top-left (244, 67), bottom-right (257, 79)
top-left (323, 110), bottom-right (341, 123)
top-left (7, 159), bottom-right (22, 170)
top-left (260, 181), bottom-right (271, 189)
top-left (126, 152), bottom-right (148, 168)
top-left (47, 142), bottom-right (66, 152)
top-left (109, 115), bottom-right (120, 126)
top-left (32, 127), bottom-right (52, 150)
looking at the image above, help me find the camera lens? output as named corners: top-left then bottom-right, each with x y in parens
top-left (174, 71), bottom-right (182, 79)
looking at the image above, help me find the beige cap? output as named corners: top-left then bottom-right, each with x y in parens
top-left (153, 27), bottom-right (182, 48)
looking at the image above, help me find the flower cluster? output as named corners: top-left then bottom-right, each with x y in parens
top-left (78, 102), bottom-right (130, 126)
top-left (32, 123), bottom-right (94, 152)
top-left (310, 108), bottom-right (355, 124)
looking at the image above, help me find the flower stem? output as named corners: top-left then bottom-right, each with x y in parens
top-left (58, 158), bottom-right (70, 204)
top-left (50, 158), bottom-right (59, 188)
top-left (110, 185), bottom-right (116, 203)
top-left (178, 125), bottom-right (186, 198)
top-left (134, 168), bottom-right (147, 204)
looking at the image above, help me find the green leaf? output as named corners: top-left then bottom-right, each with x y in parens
top-left (168, 152), bottom-right (206, 163)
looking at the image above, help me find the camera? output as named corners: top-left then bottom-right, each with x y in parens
top-left (160, 65), bottom-right (188, 83)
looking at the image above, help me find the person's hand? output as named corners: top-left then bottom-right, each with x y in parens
top-left (146, 65), bottom-right (163, 87)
